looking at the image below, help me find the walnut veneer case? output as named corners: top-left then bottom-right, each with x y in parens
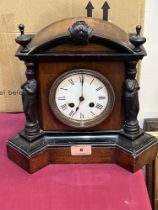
top-left (7, 17), bottom-right (158, 173)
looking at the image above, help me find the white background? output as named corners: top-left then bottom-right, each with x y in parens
top-left (138, 0), bottom-right (158, 127)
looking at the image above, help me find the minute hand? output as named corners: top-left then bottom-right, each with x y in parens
top-left (81, 74), bottom-right (84, 96)
top-left (75, 75), bottom-right (84, 112)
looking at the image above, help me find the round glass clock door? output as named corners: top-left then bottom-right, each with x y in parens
top-left (49, 69), bottom-right (115, 128)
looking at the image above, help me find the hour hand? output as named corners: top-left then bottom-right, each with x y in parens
top-left (76, 106), bottom-right (79, 112)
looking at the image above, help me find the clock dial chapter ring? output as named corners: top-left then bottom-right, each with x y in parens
top-left (49, 69), bottom-right (115, 128)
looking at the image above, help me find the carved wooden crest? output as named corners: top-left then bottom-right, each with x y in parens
top-left (68, 20), bottom-right (93, 44)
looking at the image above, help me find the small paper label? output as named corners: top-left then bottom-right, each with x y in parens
top-left (71, 145), bottom-right (92, 156)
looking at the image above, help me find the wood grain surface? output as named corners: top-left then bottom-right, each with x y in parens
top-left (38, 61), bottom-right (125, 131)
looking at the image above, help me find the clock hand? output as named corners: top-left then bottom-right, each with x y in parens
top-left (75, 106), bottom-right (80, 112)
top-left (68, 97), bottom-right (84, 115)
top-left (81, 74), bottom-right (84, 97)
top-left (78, 74), bottom-right (85, 107)
top-left (75, 96), bottom-right (85, 111)
top-left (74, 74), bottom-right (85, 113)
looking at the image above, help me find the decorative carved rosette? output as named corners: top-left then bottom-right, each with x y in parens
top-left (68, 20), bottom-right (93, 44)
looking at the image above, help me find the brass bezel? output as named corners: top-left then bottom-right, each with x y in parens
top-left (49, 69), bottom-right (115, 128)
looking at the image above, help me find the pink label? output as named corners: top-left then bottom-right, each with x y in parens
top-left (71, 145), bottom-right (92, 156)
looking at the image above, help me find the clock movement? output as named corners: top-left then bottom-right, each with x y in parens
top-left (7, 17), bottom-right (158, 173)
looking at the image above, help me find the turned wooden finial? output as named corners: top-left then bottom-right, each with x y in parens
top-left (19, 24), bottom-right (24, 35)
top-left (136, 25), bottom-right (141, 35)
top-left (15, 24), bottom-right (31, 53)
top-left (130, 25), bottom-right (146, 52)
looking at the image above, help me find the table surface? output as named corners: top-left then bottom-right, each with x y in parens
top-left (0, 113), bottom-right (151, 210)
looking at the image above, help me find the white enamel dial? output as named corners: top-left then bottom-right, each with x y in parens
top-left (49, 69), bottom-right (115, 128)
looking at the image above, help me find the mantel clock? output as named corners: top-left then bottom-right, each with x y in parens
top-left (7, 17), bottom-right (158, 173)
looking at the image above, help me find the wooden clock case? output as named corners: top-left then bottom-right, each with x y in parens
top-left (7, 17), bottom-right (158, 173)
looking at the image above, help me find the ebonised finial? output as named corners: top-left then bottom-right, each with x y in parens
top-left (130, 25), bottom-right (146, 52)
top-left (15, 24), bottom-right (31, 53)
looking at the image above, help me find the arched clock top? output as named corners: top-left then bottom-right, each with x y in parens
top-left (15, 17), bottom-right (146, 58)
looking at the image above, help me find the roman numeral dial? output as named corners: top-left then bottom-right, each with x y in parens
top-left (49, 69), bottom-right (115, 128)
